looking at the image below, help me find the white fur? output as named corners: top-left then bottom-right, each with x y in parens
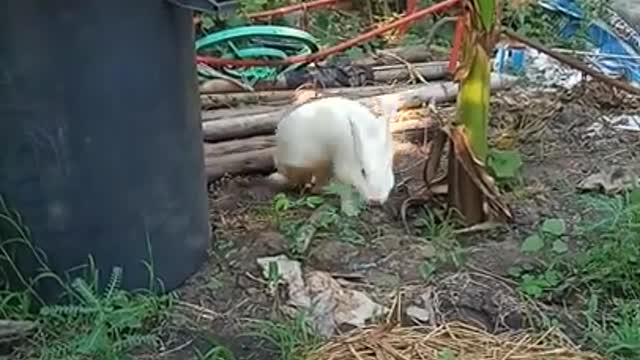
top-left (273, 96), bottom-right (398, 204)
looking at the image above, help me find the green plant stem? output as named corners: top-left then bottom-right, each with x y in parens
top-left (456, 43), bottom-right (491, 162)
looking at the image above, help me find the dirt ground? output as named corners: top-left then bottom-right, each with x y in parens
top-left (153, 80), bottom-right (640, 360)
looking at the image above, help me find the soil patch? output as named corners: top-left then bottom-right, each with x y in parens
top-left (151, 81), bottom-right (640, 359)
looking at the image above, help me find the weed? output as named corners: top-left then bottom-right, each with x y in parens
top-left (509, 265), bottom-right (564, 299)
top-left (0, 288), bottom-right (32, 320)
top-left (510, 217), bottom-right (570, 299)
top-left (437, 348), bottom-right (458, 360)
top-left (401, 0), bottom-right (456, 48)
top-left (583, 296), bottom-right (640, 360)
top-left (194, 342), bottom-right (237, 360)
top-left (0, 196), bottom-right (174, 360)
top-left (513, 189), bottom-right (640, 357)
top-left (520, 219), bottom-right (569, 254)
top-left (270, 183), bottom-right (368, 256)
top-left (520, 218), bottom-right (569, 255)
top-left (272, 193), bottom-right (326, 214)
top-left (244, 313), bottom-right (323, 360)
top-left (416, 211), bottom-right (467, 278)
top-left (237, 0), bottom-right (287, 14)
top-left (574, 190), bottom-right (640, 299)
top-left (487, 148), bottom-right (524, 190)
top-left (264, 261), bottom-right (284, 297)
top-left (402, 0), bottom-right (607, 51)
top-left (501, 0), bottom-right (608, 50)
top-left (204, 276), bottom-right (224, 292)
top-left (417, 210), bottom-right (456, 245)
top-left (35, 267), bottom-right (173, 360)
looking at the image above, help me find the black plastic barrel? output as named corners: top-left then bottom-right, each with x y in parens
top-left (0, 0), bottom-right (226, 301)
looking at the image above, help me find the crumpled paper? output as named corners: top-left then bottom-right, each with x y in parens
top-left (257, 255), bottom-right (385, 337)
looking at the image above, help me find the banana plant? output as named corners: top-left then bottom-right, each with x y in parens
top-left (425, 0), bottom-right (512, 225)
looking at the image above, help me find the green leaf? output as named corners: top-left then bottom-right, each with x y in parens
top-left (487, 149), bottom-right (523, 179)
top-left (521, 234), bottom-right (544, 253)
top-left (200, 15), bottom-right (216, 30)
top-left (226, 13), bottom-right (248, 27)
top-left (474, 0), bottom-right (496, 32)
top-left (507, 266), bottom-right (522, 278)
top-left (544, 270), bottom-right (561, 286)
top-left (341, 192), bottom-right (364, 217)
top-left (438, 348), bottom-right (457, 360)
top-left (519, 275), bottom-right (545, 297)
top-left (266, 261), bottom-right (281, 282)
top-left (345, 47), bottom-right (366, 60)
top-left (304, 196), bottom-right (325, 208)
top-left (273, 193), bottom-right (290, 212)
top-left (629, 188), bottom-right (640, 206)
top-left (521, 283), bottom-right (543, 297)
top-left (552, 239), bottom-right (569, 254)
top-left (542, 218), bottom-right (566, 236)
top-left (421, 261), bottom-right (437, 279)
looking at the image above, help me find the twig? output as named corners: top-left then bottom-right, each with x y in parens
top-left (155, 340), bottom-right (194, 358)
top-left (396, 157), bottom-right (427, 175)
top-left (425, 16), bottom-right (458, 48)
top-left (244, 271), bottom-right (269, 286)
top-left (466, 264), bottom-right (519, 286)
top-left (199, 65), bottom-right (256, 92)
top-left (452, 221), bottom-right (503, 235)
top-left (400, 197), bottom-right (429, 234)
top-left (0, 320), bottom-right (36, 343)
top-left (551, 47), bottom-right (640, 61)
top-left (377, 50), bottom-right (429, 84)
top-left (176, 300), bottom-right (224, 320)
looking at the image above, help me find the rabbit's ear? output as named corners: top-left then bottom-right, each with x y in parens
top-left (347, 116), bottom-right (363, 159)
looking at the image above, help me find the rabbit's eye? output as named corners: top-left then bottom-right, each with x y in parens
top-left (361, 168), bottom-right (367, 178)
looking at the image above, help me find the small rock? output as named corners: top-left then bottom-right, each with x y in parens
top-left (398, 264), bottom-right (423, 282)
top-left (380, 236), bottom-right (404, 251)
top-left (406, 306), bottom-right (432, 323)
top-left (513, 205), bottom-right (539, 226)
top-left (309, 240), bottom-right (359, 270)
top-left (409, 243), bottom-right (437, 258)
top-left (253, 231), bottom-right (288, 257)
top-left (367, 269), bottom-right (401, 289)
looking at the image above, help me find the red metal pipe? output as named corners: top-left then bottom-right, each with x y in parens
top-left (448, 14), bottom-right (465, 74)
top-left (197, 0), bottom-right (461, 67)
top-left (248, 0), bottom-right (343, 20)
top-left (397, 0), bottom-right (418, 36)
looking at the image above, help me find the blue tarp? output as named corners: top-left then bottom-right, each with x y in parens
top-left (498, 0), bottom-right (640, 86)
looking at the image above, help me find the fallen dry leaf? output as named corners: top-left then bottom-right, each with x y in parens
top-left (577, 167), bottom-right (639, 194)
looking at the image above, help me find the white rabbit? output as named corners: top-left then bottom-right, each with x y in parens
top-left (269, 95), bottom-right (399, 204)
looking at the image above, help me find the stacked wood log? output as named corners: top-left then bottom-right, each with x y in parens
top-left (201, 60), bottom-right (518, 182)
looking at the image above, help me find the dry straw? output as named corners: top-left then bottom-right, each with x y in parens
top-left (305, 321), bottom-right (602, 360)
